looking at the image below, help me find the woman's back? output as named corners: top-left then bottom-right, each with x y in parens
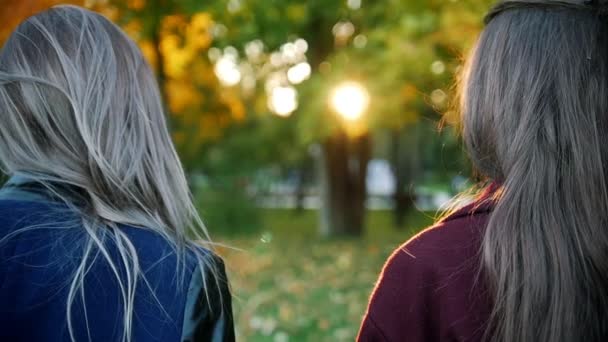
top-left (0, 6), bottom-right (234, 341)
top-left (359, 186), bottom-right (495, 341)
top-left (0, 177), bottom-right (234, 341)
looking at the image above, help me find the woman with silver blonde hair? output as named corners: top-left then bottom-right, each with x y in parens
top-left (0, 5), bottom-right (233, 342)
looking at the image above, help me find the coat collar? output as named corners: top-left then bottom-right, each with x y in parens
top-left (0, 172), bottom-right (62, 203)
top-left (441, 181), bottom-right (501, 223)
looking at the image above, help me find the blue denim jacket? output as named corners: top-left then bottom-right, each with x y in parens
top-left (0, 174), bottom-right (234, 342)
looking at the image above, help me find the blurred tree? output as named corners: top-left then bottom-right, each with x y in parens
top-left (207, 0), bottom-right (494, 235)
top-left (207, 0), bottom-right (384, 236)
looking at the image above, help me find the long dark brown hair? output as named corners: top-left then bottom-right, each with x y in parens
top-left (461, 1), bottom-right (608, 341)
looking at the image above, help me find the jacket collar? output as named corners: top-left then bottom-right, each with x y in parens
top-left (440, 181), bottom-right (501, 223)
top-left (0, 172), bottom-right (61, 203)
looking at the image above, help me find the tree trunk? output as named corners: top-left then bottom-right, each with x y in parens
top-left (391, 128), bottom-right (418, 228)
top-left (293, 163), bottom-right (309, 214)
top-left (319, 130), bottom-right (370, 237)
top-left (350, 133), bottom-right (371, 234)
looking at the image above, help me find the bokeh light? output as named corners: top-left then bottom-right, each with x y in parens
top-left (269, 86), bottom-right (298, 117)
top-left (214, 54), bottom-right (241, 86)
top-left (330, 82), bottom-right (370, 121)
top-left (431, 60), bottom-right (446, 75)
top-left (287, 62), bottom-right (311, 84)
top-left (431, 89), bottom-right (447, 105)
top-left (347, 0), bottom-right (362, 10)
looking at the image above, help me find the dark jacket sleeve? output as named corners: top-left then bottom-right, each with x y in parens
top-left (181, 255), bottom-right (235, 342)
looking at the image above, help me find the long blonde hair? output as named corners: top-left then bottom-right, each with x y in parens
top-left (0, 5), bottom-right (216, 341)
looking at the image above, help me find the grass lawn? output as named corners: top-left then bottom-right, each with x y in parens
top-left (214, 209), bottom-right (436, 342)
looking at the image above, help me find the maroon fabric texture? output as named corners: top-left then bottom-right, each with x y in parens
top-left (358, 186), bottom-right (498, 342)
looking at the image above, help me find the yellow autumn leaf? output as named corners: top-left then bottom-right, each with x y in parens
top-left (163, 47), bottom-right (194, 79)
top-left (127, 0), bottom-right (145, 10)
top-left (139, 40), bottom-right (158, 71)
top-left (186, 13), bottom-right (213, 50)
top-left (122, 19), bottom-right (142, 40)
top-left (165, 79), bottom-right (201, 113)
top-left (161, 14), bottom-right (188, 33)
top-left (191, 60), bottom-right (218, 86)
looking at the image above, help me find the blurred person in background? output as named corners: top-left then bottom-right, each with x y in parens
top-left (359, 0), bottom-right (608, 341)
top-left (0, 5), bottom-right (233, 342)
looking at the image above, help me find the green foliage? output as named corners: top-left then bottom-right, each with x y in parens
top-left (208, 0), bottom-right (347, 50)
top-left (199, 114), bottom-right (307, 174)
top-left (92, 0), bottom-right (499, 180)
top-left (195, 180), bottom-right (262, 236)
top-left (207, 0), bottom-right (495, 153)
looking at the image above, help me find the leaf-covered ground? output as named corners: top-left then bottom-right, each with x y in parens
top-left (215, 209), bottom-right (434, 342)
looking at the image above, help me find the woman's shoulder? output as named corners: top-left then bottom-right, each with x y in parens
top-left (395, 183), bottom-right (498, 269)
top-left (0, 198), bottom-right (234, 341)
top-left (103, 223), bottom-right (235, 341)
top-left (358, 190), bottom-right (496, 342)
top-left (0, 197), bottom-right (217, 272)
top-left (0, 197), bottom-right (215, 261)
top-left (119, 227), bottom-right (234, 341)
top-left (395, 194), bottom-right (494, 270)
top-left (0, 197), bottom-right (225, 279)
top-left (378, 194), bottom-right (493, 296)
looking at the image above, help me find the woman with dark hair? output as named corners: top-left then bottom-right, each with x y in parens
top-left (0, 5), bottom-right (234, 342)
top-left (359, 1), bottom-right (608, 341)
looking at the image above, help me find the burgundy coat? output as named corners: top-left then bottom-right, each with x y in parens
top-left (358, 186), bottom-right (497, 342)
